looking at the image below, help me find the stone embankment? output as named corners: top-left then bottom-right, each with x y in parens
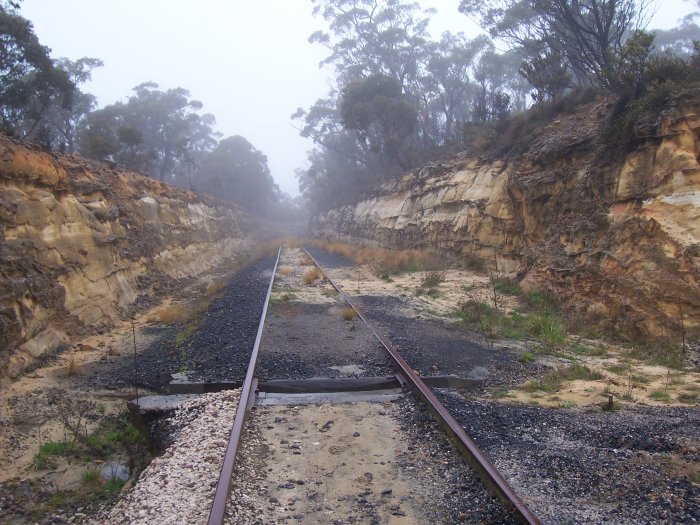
top-left (315, 91), bottom-right (700, 340)
top-left (0, 136), bottom-right (254, 381)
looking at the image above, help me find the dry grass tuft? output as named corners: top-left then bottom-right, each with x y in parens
top-left (303, 268), bottom-right (323, 284)
top-left (306, 239), bottom-right (439, 275)
top-left (66, 354), bottom-right (79, 376)
top-left (279, 266), bottom-right (294, 276)
top-left (157, 303), bottom-right (189, 324)
top-left (340, 307), bottom-right (356, 321)
top-left (205, 278), bottom-right (226, 296)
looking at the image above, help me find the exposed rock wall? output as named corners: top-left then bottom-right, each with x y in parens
top-left (0, 136), bottom-right (255, 380)
top-left (315, 92), bottom-right (700, 340)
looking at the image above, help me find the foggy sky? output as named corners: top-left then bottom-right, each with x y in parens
top-left (20, 0), bottom-right (695, 196)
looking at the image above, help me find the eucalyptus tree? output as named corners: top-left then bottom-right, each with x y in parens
top-left (459, 0), bottom-right (653, 89)
top-left (196, 135), bottom-right (279, 213)
top-left (0, 2), bottom-right (74, 142)
top-left (78, 83), bottom-right (219, 181)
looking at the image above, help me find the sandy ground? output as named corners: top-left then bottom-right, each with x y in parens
top-left (315, 251), bottom-right (700, 409)
top-left (249, 402), bottom-right (424, 523)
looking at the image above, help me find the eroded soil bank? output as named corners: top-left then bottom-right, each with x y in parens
top-left (313, 92), bottom-right (700, 341)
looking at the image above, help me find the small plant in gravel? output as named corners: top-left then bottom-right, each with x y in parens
top-left (492, 388), bottom-right (515, 399)
top-left (519, 351), bottom-right (535, 363)
top-left (340, 307), bottom-right (356, 321)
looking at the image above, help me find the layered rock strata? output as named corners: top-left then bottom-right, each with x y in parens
top-left (0, 136), bottom-right (254, 380)
top-left (315, 92), bottom-right (700, 339)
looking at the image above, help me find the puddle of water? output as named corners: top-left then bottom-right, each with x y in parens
top-left (102, 462), bottom-right (129, 481)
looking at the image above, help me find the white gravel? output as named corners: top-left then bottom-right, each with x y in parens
top-left (91, 390), bottom-right (241, 525)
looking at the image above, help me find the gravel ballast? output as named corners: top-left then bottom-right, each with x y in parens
top-left (91, 390), bottom-right (240, 525)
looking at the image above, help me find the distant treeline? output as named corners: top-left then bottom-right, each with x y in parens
top-left (294, 0), bottom-right (700, 211)
top-left (0, 0), bottom-right (303, 219)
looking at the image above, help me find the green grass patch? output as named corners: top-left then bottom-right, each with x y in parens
top-left (527, 312), bottom-right (566, 347)
top-left (605, 363), bottom-right (632, 374)
top-left (650, 390), bottom-right (673, 403)
top-left (493, 278), bottom-right (522, 296)
top-left (626, 344), bottom-right (686, 370)
top-left (571, 343), bottom-right (608, 356)
top-left (519, 351), bottom-right (535, 363)
top-left (81, 466), bottom-right (103, 489)
top-left (32, 441), bottom-right (74, 470)
top-left (457, 299), bottom-right (567, 347)
top-left (462, 255), bottom-right (486, 273)
top-left (678, 392), bottom-right (699, 404)
top-left (523, 363), bottom-right (603, 393)
top-left (523, 379), bottom-right (559, 393)
top-left (525, 290), bottom-right (559, 312)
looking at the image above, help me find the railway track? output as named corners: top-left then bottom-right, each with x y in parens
top-left (205, 246), bottom-right (541, 525)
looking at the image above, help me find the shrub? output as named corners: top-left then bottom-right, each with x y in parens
top-left (420, 270), bottom-right (446, 289)
top-left (157, 303), bottom-right (189, 324)
top-left (303, 268), bottom-right (323, 284)
top-left (340, 307), bottom-right (356, 321)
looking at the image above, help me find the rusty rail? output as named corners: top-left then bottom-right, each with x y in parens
top-left (302, 248), bottom-right (541, 525)
top-left (207, 247), bottom-right (280, 525)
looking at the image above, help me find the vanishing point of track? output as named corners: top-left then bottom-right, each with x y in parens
top-left (206, 246), bottom-right (542, 525)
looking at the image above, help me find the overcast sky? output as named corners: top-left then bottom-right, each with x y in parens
top-left (20, 0), bottom-right (696, 196)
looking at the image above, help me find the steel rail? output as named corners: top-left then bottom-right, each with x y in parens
top-left (303, 247), bottom-right (541, 525)
top-left (207, 247), bottom-right (281, 525)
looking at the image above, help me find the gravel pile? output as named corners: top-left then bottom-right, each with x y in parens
top-left (90, 390), bottom-right (240, 525)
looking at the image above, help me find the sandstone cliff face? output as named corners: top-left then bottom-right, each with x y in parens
top-left (315, 92), bottom-right (700, 340)
top-left (0, 136), bottom-right (255, 380)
